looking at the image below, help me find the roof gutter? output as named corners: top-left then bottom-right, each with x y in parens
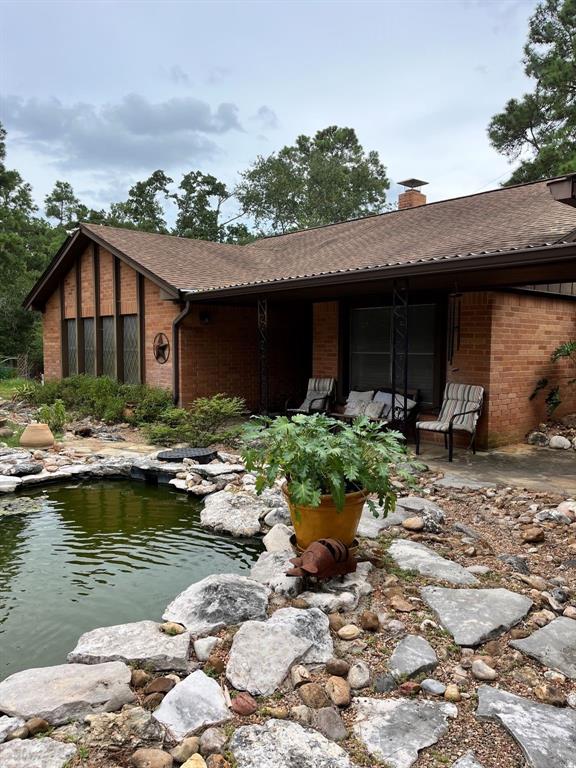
top-left (181, 241), bottom-right (576, 302)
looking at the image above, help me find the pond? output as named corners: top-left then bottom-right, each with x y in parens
top-left (0, 481), bottom-right (262, 679)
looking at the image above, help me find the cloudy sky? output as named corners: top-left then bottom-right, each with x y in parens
top-left (1, 0), bottom-right (538, 217)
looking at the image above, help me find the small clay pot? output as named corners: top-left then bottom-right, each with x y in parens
top-left (19, 423), bottom-right (55, 449)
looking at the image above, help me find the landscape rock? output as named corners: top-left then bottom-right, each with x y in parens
top-left (499, 554), bottom-right (530, 574)
top-left (68, 620), bottom-right (191, 671)
top-left (452, 753), bottom-right (486, 768)
top-left (476, 685), bottom-right (576, 768)
top-left (163, 574), bottom-right (269, 636)
top-left (510, 617), bottom-right (576, 679)
top-left (0, 737), bottom-right (77, 768)
top-left (338, 624), bottom-right (361, 640)
top-left (310, 706), bottom-right (348, 741)
top-left (262, 524), bottom-right (293, 552)
top-left (300, 561), bottom-right (373, 612)
top-left (389, 540), bottom-right (478, 586)
top-left (347, 660), bottom-right (371, 689)
top-left (193, 637), bottom-right (219, 662)
top-left (229, 718), bottom-right (353, 767)
top-left (326, 676), bottom-right (351, 707)
top-left (153, 670), bottom-right (231, 740)
top-left (199, 726), bottom-right (226, 756)
top-left (471, 659), bottom-right (497, 681)
top-left (250, 550), bottom-right (303, 596)
top-left (0, 716), bottom-right (24, 743)
top-left (522, 527), bottom-right (545, 543)
top-left (0, 661), bottom-right (134, 724)
top-left (353, 697), bottom-right (458, 768)
top-left (267, 607), bottom-right (333, 663)
top-left (396, 496), bottom-right (446, 532)
top-left (549, 435), bottom-right (571, 449)
top-left (200, 490), bottom-right (265, 536)
top-left (326, 658), bottom-right (350, 676)
top-left (421, 586), bottom-right (532, 646)
top-left (263, 506), bottom-right (291, 527)
top-left (226, 620), bottom-right (312, 696)
top-left (389, 634), bottom-right (438, 680)
top-left (359, 610), bottom-right (380, 631)
top-left (230, 692), bottom-right (257, 716)
top-left (298, 683), bottom-right (330, 709)
top-left (0, 475), bottom-right (22, 493)
top-left (131, 747), bottom-right (173, 768)
top-left (170, 736), bottom-right (200, 763)
top-left (85, 706), bottom-right (165, 749)
top-left (421, 679), bottom-right (446, 696)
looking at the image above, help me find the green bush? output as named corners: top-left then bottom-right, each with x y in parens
top-left (143, 394), bottom-right (246, 447)
top-left (37, 399), bottom-right (67, 433)
top-left (0, 366), bottom-right (16, 381)
top-left (16, 375), bottom-right (172, 425)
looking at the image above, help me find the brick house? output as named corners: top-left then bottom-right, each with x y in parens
top-left (25, 175), bottom-right (576, 448)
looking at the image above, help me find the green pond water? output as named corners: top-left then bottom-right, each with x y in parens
top-left (0, 481), bottom-right (262, 679)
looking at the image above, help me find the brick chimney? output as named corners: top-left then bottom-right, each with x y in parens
top-left (398, 178), bottom-right (428, 209)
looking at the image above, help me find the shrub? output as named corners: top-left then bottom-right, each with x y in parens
top-left (143, 394), bottom-right (246, 447)
top-left (37, 399), bottom-right (67, 433)
top-left (0, 366), bottom-right (16, 381)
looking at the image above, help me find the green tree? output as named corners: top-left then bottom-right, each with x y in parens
top-left (108, 170), bottom-right (173, 232)
top-left (488, 0), bottom-right (576, 184)
top-left (0, 123), bottom-right (55, 364)
top-left (236, 126), bottom-right (390, 234)
top-left (44, 180), bottom-right (87, 227)
top-left (172, 171), bottom-right (230, 241)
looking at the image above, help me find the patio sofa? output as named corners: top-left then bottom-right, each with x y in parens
top-left (330, 388), bottom-right (420, 432)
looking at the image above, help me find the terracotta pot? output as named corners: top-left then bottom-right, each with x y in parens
top-left (282, 483), bottom-right (366, 549)
top-left (19, 422), bottom-right (55, 449)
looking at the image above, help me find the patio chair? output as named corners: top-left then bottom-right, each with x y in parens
top-left (286, 377), bottom-right (336, 416)
top-left (415, 382), bottom-right (484, 462)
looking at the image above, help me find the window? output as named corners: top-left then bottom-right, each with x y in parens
top-left (102, 317), bottom-right (116, 378)
top-left (83, 318), bottom-right (95, 376)
top-left (66, 319), bottom-right (77, 375)
top-left (122, 315), bottom-right (139, 384)
top-left (349, 304), bottom-right (437, 404)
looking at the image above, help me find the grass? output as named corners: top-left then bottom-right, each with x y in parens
top-left (0, 377), bottom-right (26, 400)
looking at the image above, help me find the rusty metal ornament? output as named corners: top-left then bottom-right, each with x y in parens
top-left (153, 333), bottom-right (170, 364)
top-left (287, 538), bottom-right (357, 580)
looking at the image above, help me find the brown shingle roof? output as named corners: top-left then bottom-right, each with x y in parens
top-left (89, 178), bottom-right (576, 294)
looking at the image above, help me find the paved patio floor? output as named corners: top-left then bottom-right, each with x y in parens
top-left (418, 442), bottom-right (576, 497)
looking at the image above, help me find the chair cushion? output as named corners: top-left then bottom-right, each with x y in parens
top-left (364, 401), bottom-right (385, 420)
top-left (343, 399), bottom-right (368, 417)
top-left (348, 390), bottom-right (375, 403)
top-left (416, 419), bottom-right (475, 434)
top-left (436, 383), bottom-right (484, 433)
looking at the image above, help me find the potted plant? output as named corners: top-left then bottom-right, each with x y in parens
top-left (241, 413), bottom-right (414, 549)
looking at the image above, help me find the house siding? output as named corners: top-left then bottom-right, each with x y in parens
top-left (312, 301), bottom-right (339, 378)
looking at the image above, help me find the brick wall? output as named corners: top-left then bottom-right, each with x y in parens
top-left (120, 260), bottom-right (137, 315)
top-left (80, 247), bottom-right (94, 318)
top-left (312, 301), bottom-right (339, 378)
top-left (42, 290), bottom-right (61, 380)
top-left (143, 278), bottom-right (180, 391)
top-left (99, 249), bottom-right (114, 316)
top-left (486, 292), bottom-right (576, 446)
top-left (63, 266), bottom-right (76, 319)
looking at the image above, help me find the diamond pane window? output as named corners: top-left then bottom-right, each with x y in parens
top-left (66, 319), bottom-right (77, 375)
top-left (83, 318), bottom-right (95, 376)
top-left (122, 315), bottom-right (139, 384)
top-left (102, 316), bottom-right (116, 378)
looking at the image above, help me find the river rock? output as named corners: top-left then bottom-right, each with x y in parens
top-left (397, 497), bottom-right (445, 532)
top-left (68, 620), bottom-right (191, 671)
top-left (353, 697), bottom-right (458, 768)
top-left (326, 676), bottom-right (351, 707)
top-left (262, 524), bottom-right (293, 552)
top-left (0, 661), bottom-right (134, 724)
top-left (226, 620), bottom-right (312, 696)
top-left (452, 753), bottom-right (485, 768)
top-left (163, 574), bottom-right (269, 636)
top-left (230, 692), bottom-right (257, 716)
top-left (0, 737), bottom-right (77, 768)
top-left (200, 726), bottom-right (227, 756)
top-left (389, 540), bottom-right (478, 586)
top-left (229, 718), bottom-right (353, 767)
top-left (476, 685), bottom-right (576, 768)
top-left (85, 706), bottom-right (165, 749)
top-left (421, 679), bottom-right (446, 696)
top-left (347, 660), bottom-right (371, 689)
top-left (510, 617), bottom-right (576, 679)
top-left (311, 707), bottom-right (348, 741)
top-left (471, 660), bottom-right (497, 681)
top-left (389, 635), bottom-right (438, 680)
top-left (153, 670), bottom-right (231, 740)
top-left (421, 587), bottom-right (532, 646)
top-left (171, 736), bottom-right (200, 763)
top-left (131, 747), bottom-right (173, 768)
top-left (200, 491), bottom-right (263, 536)
top-left (250, 550), bottom-right (303, 596)
top-left (0, 716), bottom-right (24, 743)
top-left (549, 435), bottom-right (571, 449)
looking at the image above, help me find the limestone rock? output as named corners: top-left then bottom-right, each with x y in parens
top-left (262, 524), bottom-right (293, 552)
top-left (347, 660), bottom-right (371, 689)
top-left (226, 620), bottom-right (312, 696)
top-left (452, 753), bottom-right (486, 768)
top-left (250, 550), bottom-right (303, 596)
top-left (389, 634), bottom-right (438, 680)
top-left (267, 607), bottom-right (333, 664)
top-left (0, 475), bottom-right (22, 493)
top-left (299, 561), bottom-right (373, 613)
top-left (200, 490), bottom-right (264, 536)
top-left (0, 716), bottom-right (25, 743)
top-left (0, 661), bottom-right (134, 724)
top-left (389, 540), bottom-right (478, 586)
top-left (510, 617), bottom-right (576, 679)
top-left (229, 718), bottom-right (353, 767)
top-left (85, 706), bottom-right (164, 749)
top-left (163, 574), bottom-right (269, 636)
top-left (68, 620), bottom-right (191, 671)
top-left (421, 586), bottom-right (532, 646)
top-left (0, 737), bottom-right (77, 768)
top-left (353, 697), bottom-right (458, 768)
top-left (397, 496), bottom-right (446, 532)
top-left (549, 435), bottom-right (571, 449)
top-left (153, 670), bottom-right (231, 741)
top-left (476, 685), bottom-right (576, 768)
top-left (421, 679), bottom-right (446, 696)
